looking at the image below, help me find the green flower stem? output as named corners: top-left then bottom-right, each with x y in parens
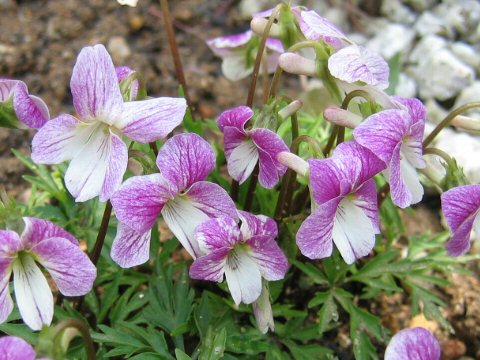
top-left (51, 319), bottom-right (96, 360)
top-left (423, 147), bottom-right (454, 166)
top-left (244, 165), bottom-right (259, 212)
top-left (423, 102), bottom-right (480, 147)
top-left (341, 89), bottom-right (371, 110)
top-left (323, 125), bottom-right (339, 156)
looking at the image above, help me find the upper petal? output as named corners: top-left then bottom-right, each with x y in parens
top-left (116, 97), bottom-right (187, 143)
top-left (0, 336), bottom-right (36, 360)
top-left (298, 10), bottom-right (347, 47)
top-left (156, 133), bottom-right (216, 192)
top-left (354, 179), bottom-right (380, 232)
top-left (384, 327), bottom-right (440, 360)
top-left (189, 248), bottom-right (229, 282)
top-left (194, 216), bottom-right (241, 253)
top-left (225, 136), bottom-right (259, 185)
top-left (206, 31), bottom-right (253, 57)
top-left (31, 237), bottom-right (96, 296)
top-left (0, 230), bottom-right (23, 255)
top-left (217, 105), bottom-right (253, 133)
top-left (0, 257), bottom-right (14, 325)
top-left (238, 211), bottom-right (277, 239)
top-left (187, 181), bottom-right (238, 220)
top-left (246, 235), bottom-right (288, 281)
top-left (12, 82), bottom-right (49, 129)
top-left (111, 223), bottom-right (152, 268)
top-left (328, 45), bottom-right (389, 89)
top-left (0, 79), bottom-right (18, 102)
top-left (392, 97), bottom-right (427, 126)
top-left (20, 217), bottom-right (78, 248)
top-left (70, 44), bottom-right (123, 122)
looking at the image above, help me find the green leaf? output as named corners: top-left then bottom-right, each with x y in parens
top-left (175, 349), bottom-right (193, 360)
top-left (293, 260), bottom-right (329, 285)
top-left (316, 292), bottom-right (338, 335)
top-left (199, 327), bottom-right (227, 360)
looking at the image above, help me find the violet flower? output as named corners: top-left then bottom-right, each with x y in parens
top-left (297, 141), bottom-right (385, 264)
top-left (217, 106), bottom-right (289, 188)
top-left (110, 133), bottom-right (237, 265)
top-left (384, 327), bottom-right (440, 360)
top-left (31, 44), bottom-right (187, 202)
top-left (0, 79), bottom-right (49, 129)
top-left (115, 66), bottom-right (139, 101)
top-left (354, 97), bottom-right (427, 208)
top-left (441, 184), bottom-right (480, 256)
top-left (0, 336), bottom-right (36, 360)
top-left (190, 211), bottom-right (288, 305)
top-left (0, 218), bottom-right (96, 331)
top-left (207, 30), bottom-right (284, 81)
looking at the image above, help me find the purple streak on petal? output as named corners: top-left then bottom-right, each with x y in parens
top-left (0, 230), bottom-right (23, 255)
top-left (223, 128), bottom-right (257, 184)
top-left (265, 38), bottom-right (284, 54)
top-left (298, 10), bottom-right (346, 47)
top-left (195, 216), bottom-right (241, 252)
top-left (156, 133), bottom-right (216, 192)
top-left (0, 336), bottom-right (36, 360)
top-left (385, 327), bottom-right (441, 360)
top-left (207, 31), bottom-right (253, 57)
top-left (100, 131), bottom-right (128, 202)
top-left (296, 202), bottom-right (339, 259)
top-left (31, 237), bottom-right (96, 296)
top-left (111, 173), bottom-right (170, 233)
top-left (308, 158), bottom-right (342, 205)
top-left (189, 248), bottom-right (229, 282)
top-left (0, 79), bottom-right (18, 102)
top-left (354, 179), bottom-right (380, 232)
top-left (115, 66), bottom-right (139, 100)
top-left (246, 235), bottom-right (288, 281)
top-left (442, 184), bottom-right (480, 256)
top-left (70, 44), bottom-right (123, 122)
top-left (111, 223), bottom-right (151, 268)
top-left (20, 217), bottom-right (78, 248)
top-left (328, 45), bottom-right (389, 89)
top-left (13, 83), bottom-right (49, 129)
top-left (238, 211), bottom-right (277, 239)
top-left (117, 97), bottom-right (187, 143)
top-left (393, 97), bottom-right (426, 126)
top-left (186, 181), bottom-right (238, 220)
top-left (0, 258), bottom-right (14, 325)
top-left (217, 106), bottom-right (253, 133)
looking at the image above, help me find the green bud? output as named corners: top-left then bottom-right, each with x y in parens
top-left (0, 97), bottom-right (23, 129)
top-left (440, 157), bottom-right (469, 191)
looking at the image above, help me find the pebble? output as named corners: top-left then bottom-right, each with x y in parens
top-left (107, 36), bottom-right (131, 63)
top-left (395, 73), bottom-right (417, 99)
top-left (128, 14), bottom-right (145, 32)
top-left (381, 0), bottom-right (416, 24)
top-left (367, 23), bottom-right (415, 60)
top-left (453, 81), bottom-right (480, 118)
top-left (450, 42), bottom-right (480, 73)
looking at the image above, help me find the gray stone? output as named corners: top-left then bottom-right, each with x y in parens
top-left (395, 73), bottom-right (417, 99)
top-left (367, 23), bottom-right (415, 60)
top-left (381, 0), bottom-right (416, 24)
top-left (450, 42), bottom-right (480, 73)
top-left (454, 82), bottom-right (480, 118)
top-left (409, 35), bottom-right (447, 64)
top-left (415, 12), bottom-right (452, 38)
top-left (402, 0), bottom-right (438, 12)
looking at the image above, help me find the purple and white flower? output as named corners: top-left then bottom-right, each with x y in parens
top-left (0, 336), bottom-right (36, 360)
top-left (0, 218), bottom-right (96, 331)
top-left (115, 66), bottom-right (139, 101)
top-left (384, 327), bottom-right (441, 360)
top-left (217, 106), bottom-right (289, 188)
top-left (110, 133), bottom-right (237, 265)
top-left (441, 184), bottom-right (480, 256)
top-left (31, 44), bottom-right (187, 202)
top-left (0, 79), bottom-right (50, 129)
top-left (297, 141), bottom-right (385, 264)
top-left (207, 30), bottom-right (284, 81)
top-left (354, 97), bottom-right (427, 208)
top-left (190, 211), bottom-right (288, 305)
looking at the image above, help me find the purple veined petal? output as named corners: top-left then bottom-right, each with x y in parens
top-left (238, 211), bottom-right (277, 239)
top-left (206, 31), bottom-right (253, 57)
top-left (252, 282), bottom-right (274, 334)
top-left (194, 216), bottom-right (241, 253)
top-left (257, 147), bottom-right (282, 188)
top-left (265, 38), bottom-right (284, 54)
top-left (115, 66), bottom-right (139, 101)
top-left (116, 97), bottom-right (187, 143)
top-left (111, 223), bottom-right (152, 268)
top-left (64, 127), bottom-right (128, 202)
top-left (221, 52), bottom-right (254, 81)
top-left (296, 200), bottom-right (339, 259)
top-left (31, 114), bottom-right (97, 164)
top-left (441, 184), bottom-right (480, 256)
top-left (308, 159), bottom-right (343, 205)
top-left (156, 133), bottom-right (216, 193)
top-left (21, 217), bottom-right (78, 248)
top-left (226, 137), bottom-right (259, 184)
top-left (0, 336), bottom-right (36, 360)
top-left (354, 179), bottom-right (380, 232)
top-left (186, 181), bottom-right (238, 220)
top-left (298, 10), bottom-right (348, 47)
top-left (246, 235), bottom-right (288, 281)
top-left (0, 230), bottom-right (23, 255)
top-left (266, 50), bottom-right (282, 73)
top-left (0, 258), bottom-right (14, 325)
top-left (332, 197), bottom-right (378, 264)
top-left (217, 105), bottom-right (253, 133)
top-left (111, 174), bottom-right (171, 233)
top-left (189, 248), bottom-right (229, 282)
top-left (30, 237), bottom-right (96, 296)
top-left (384, 327), bottom-right (441, 360)
top-left (70, 44), bottom-right (123, 123)
top-left (401, 136), bottom-right (426, 170)
top-left (328, 45), bottom-right (389, 89)
top-left (338, 81), bottom-right (397, 109)
top-left (392, 97), bottom-right (427, 126)
top-left (225, 247), bottom-right (262, 305)
top-left (0, 79), bottom-right (18, 102)
top-left (12, 83), bottom-right (49, 129)
top-left (12, 254), bottom-right (53, 331)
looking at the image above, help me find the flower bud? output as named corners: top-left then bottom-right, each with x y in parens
top-left (278, 99), bottom-right (303, 120)
top-left (279, 53), bottom-right (317, 76)
top-left (252, 281), bottom-right (274, 334)
top-left (323, 107), bottom-right (362, 129)
top-left (250, 17), bottom-right (282, 37)
top-left (451, 115), bottom-right (480, 133)
top-left (277, 151), bottom-right (309, 177)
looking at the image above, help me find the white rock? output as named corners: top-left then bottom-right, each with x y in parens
top-left (454, 81), bottom-right (480, 118)
top-left (409, 35), bottom-right (447, 63)
top-left (450, 42), bottom-right (480, 72)
top-left (402, 0), bottom-right (438, 12)
top-left (107, 36), bottom-right (131, 63)
top-left (425, 98), bottom-right (448, 125)
top-left (415, 12), bottom-right (452, 38)
top-left (381, 0), bottom-right (416, 24)
top-left (395, 73), bottom-right (417, 99)
top-left (239, 0), bottom-right (272, 17)
top-left (367, 23), bottom-right (415, 60)
top-left (437, 0), bottom-right (480, 37)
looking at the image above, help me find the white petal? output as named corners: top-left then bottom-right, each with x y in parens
top-left (332, 198), bottom-right (376, 264)
top-left (400, 156), bottom-right (424, 205)
top-left (224, 248), bottom-right (262, 305)
top-left (12, 255), bottom-right (53, 331)
top-left (222, 54), bottom-right (254, 81)
top-left (227, 139), bottom-right (259, 184)
top-left (161, 195), bottom-right (210, 259)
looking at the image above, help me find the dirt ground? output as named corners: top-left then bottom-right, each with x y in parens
top-left (1, 0), bottom-right (479, 358)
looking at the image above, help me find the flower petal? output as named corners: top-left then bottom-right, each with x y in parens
top-left (116, 97), bottom-right (187, 143)
top-left (156, 133), bottom-right (216, 192)
top-left (0, 258), bottom-right (14, 325)
top-left (206, 31), bottom-right (253, 57)
top-left (65, 128), bottom-right (128, 202)
top-left (194, 216), bottom-right (241, 253)
top-left (332, 197), bottom-right (377, 264)
top-left (246, 235), bottom-right (288, 281)
top-left (238, 211), bottom-right (277, 239)
top-left (225, 248), bottom-right (262, 305)
top-left (0, 230), bottom-right (23, 255)
top-left (265, 38), bottom-right (284, 54)
top-left (31, 238), bottom-right (96, 296)
top-left (384, 327), bottom-right (440, 360)
top-left (12, 255), bottom-right (53, 331)
top-left (0, 79), bottom-right (17, 101)
top-left (392, 97), bottom-right (426, 126)
top-left (299, 10), bottom-right (347, 47)
top-left (354, 179), bottom-right (380, 232)
top-left (189, 248), bottom-right (229, 282)
top-left (111, 174), bottom-right (170, 233)
top-left (221, 53), bottom-right (254, 81)
top-left (115, 66), bottom-right (139, 100)
top-left (13, 82), bottom-right (49, 129)
top-left (296, 202), bottom-right (338, 259)
top-left (21, 217), bottom-right (78, 248)
top-left (225, 136), bottom-right (259, 184)
top-left (328, 45), bottom-right (389, 89)
top-left (187, 181), bottom-right (238, 220)
top-left (70, 44), bottom-right (123, 122)
top-left (217, 105), bottom-right (252, 133)
top-left (0, 336), bottom-right (36, 360)
top-left (111, 223), bottom-right (151, 268)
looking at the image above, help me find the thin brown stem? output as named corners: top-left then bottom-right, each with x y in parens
top-left (52, 319), bottom-right (96, 360)
top-left (149, 142), bottom-right (159, 157)
top-left (323, 125), bottom-right (339, 155)
top-left (90, 201), bottom-right (112, 266)
top-left (377, 183), bottom-right (390, 208)
top-left (230, 180), bottom-right (239, 202)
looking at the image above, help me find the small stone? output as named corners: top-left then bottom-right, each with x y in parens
top-left (415, 12), bottom-right (452, 38)
top-left (367, 23), bottom-right (415, 59)
top-left (198, 103), bottom-right (215, 119)
top-left (450, 42), bottom-right (480, 72)
top-left (173, 6), bottom-right (194, 22)
top-left (454, 81), bottom-right (480, 119)
top-left (409, 314), bottom-right (438, 333)
top-left (108, 36), bottom-right (131, 63)
top-left (395, 73), bottom-right (417, 99)
top-left (424, 98), bottom-right (447, 125)
top-left (441, 340), bottom-right (466, 359)
top-left (128, 14), bottom-right (145, 32)
top-left (381, 0), bottom-right (416, 24)
top-left (409, 35), bottom-right (446, 64)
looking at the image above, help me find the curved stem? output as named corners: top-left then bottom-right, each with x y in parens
top-left (52, 319), bottom-right (96, 360)
top-left (341, 89), bottom-right (371, 110)
top-left (423, 147), bottom-right (454, 164)
top-left (423, 102), bottom-right (480, 147)
top-left (323, 125), bottom-right (339, 156)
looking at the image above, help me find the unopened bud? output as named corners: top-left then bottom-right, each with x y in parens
top-left (278, 100), bottom-right (303, 120)
top-left (250, 18), bottom-right (282, 37)
top-left (279, 53), bottom-right (317, 76)
top-left (252, 281), bottom-right (274, 334)
top-left (323, 107), bottom-right (362, 129)
top-left (451, 115), bottom-right (480, 133)
top-left (277, 151), bottom-right (309, 177)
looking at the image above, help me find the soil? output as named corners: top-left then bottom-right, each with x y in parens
top-left (1, 0), bottom-right (479, 358)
